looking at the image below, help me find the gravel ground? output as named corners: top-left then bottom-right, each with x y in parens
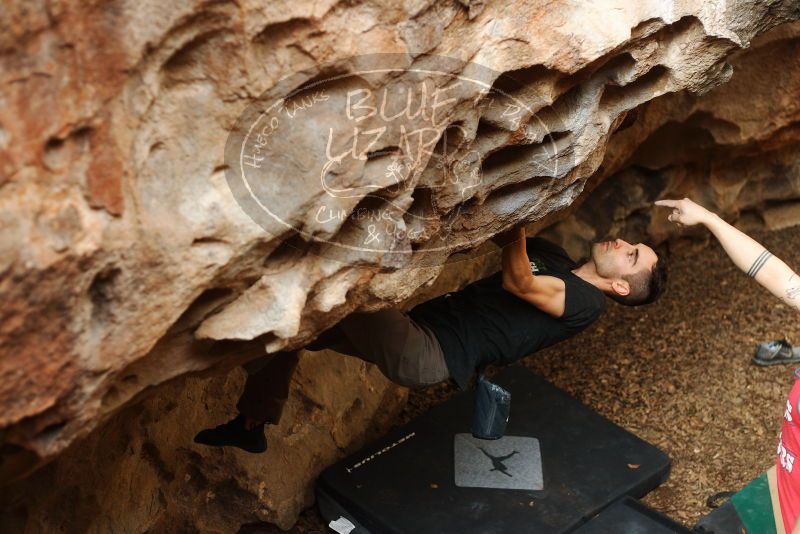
top-left (263, 225), bottom-right (800, 532)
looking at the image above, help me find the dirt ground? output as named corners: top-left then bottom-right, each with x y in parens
top-left (264, 225), bottom-right (800, 532)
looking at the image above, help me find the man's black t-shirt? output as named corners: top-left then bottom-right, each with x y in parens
top-left (408, 238), bottom-right (606, 389)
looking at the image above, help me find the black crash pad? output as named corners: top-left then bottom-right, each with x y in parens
top-left (695, 471), bottom-right (778, 534)
top-left (316, 367), bottom-right (671, 534)
top-left (695, 501), bottom-right (748, 534)
top-left (573, 497), bottom-right (693, 533)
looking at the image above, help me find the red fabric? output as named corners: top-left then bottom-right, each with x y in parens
top-left (777, 370), bottom-right (800, 533)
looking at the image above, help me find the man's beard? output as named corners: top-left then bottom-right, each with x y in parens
top-left (590, 241), bottom-right (615, 277)
top-left (588, 241), bottom-right (604, 263)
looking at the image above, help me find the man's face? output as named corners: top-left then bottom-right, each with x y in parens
top-left (591, 239), bottom-right (658, 280)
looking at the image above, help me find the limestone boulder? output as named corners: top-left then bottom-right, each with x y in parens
top-left (543, 21), bottom-right (800, 257)
top-left (1, 0), bottom-right (800, 531)
top-left (1, 350), bottom-right (405, 532)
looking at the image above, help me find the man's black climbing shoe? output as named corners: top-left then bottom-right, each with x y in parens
top-left (193, 415), bottom-right (267, 453)
top-left (752, 339), bottom-right (800, 366)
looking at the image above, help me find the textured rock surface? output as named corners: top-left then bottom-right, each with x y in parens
top-left (1, 350), bottom-right (406, 532)
top-left (1, 0), bottom-right (800, 531)
top-left (543, 20), bottom-right (800, 257)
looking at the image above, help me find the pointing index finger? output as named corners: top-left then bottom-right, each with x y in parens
top-left (655, 199), bottom-right (679, 208)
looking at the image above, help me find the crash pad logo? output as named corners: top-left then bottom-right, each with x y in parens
top-left (454, 433), bottom-right (543, 490)
top-left (478, 447), bottom-right (520, 477)
top-left (225, 54), bottom-right (569, 267)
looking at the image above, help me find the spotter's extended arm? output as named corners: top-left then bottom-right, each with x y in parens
top-left (656, 198), bottom-right (800, 311)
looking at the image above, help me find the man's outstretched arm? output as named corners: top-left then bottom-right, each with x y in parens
top-left (496, 226), bottom-right (566, 317)
top-left (656, 198), bottom-right (800, 311)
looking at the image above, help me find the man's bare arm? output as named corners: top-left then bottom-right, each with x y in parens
top-left (656, 198), bottom-right (800, 311)
top-left (499, 226), bottom-right (566, 317)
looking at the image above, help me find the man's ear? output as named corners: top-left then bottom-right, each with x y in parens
top-left (611, 279), bottom-right (630, 297)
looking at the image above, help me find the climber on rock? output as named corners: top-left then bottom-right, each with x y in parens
top-left (193, 227), bottom-right (667, 453)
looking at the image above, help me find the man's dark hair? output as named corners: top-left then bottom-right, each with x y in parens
top-left (609, 255), bottom-right (668, 307)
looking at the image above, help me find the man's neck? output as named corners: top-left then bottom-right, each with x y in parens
top-left (571, 261), bottom-right (612, 294)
